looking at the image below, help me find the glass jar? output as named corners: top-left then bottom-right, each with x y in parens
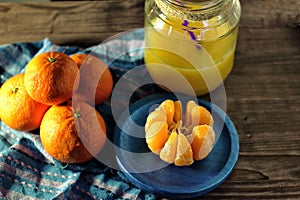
top-left (144, 0), bottom-right (241, 96)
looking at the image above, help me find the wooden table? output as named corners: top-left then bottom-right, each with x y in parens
top-left (0, 1), bottom-right (299, 199)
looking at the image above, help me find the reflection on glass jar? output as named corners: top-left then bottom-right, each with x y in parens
top-left (144, 0), bottom-right (241, 96)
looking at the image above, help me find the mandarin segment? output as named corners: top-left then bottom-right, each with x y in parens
top-left (145, 99), bottom-right (216, 166)
top-left (174, 132), bottom-right (194, 166)
top-left (145, 109), bottom-right (167, 132)
top-left (191, 106), bottom-right (214, 126)
top-left (191, 125), bottom-right (215, 160)
top-left (173, 101), bottom-right (182, 124)
top-left (185, 101), bottom-right (198, 126)
top-left (160, 131), bottom-right (178, 164)
top-left (158, 99), bottom-right (175, 127)
top-left (145, 121), bottom-right (169, 154)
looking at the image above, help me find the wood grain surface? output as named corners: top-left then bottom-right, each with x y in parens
top-left (0, 0), bottom-right (299, 199)
top-left (0, 1), bottom-right (145, 46)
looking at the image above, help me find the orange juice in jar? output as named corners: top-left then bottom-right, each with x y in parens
top-left (144, 0), bottom-right (241, 96)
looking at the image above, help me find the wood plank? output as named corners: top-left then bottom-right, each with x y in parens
top-left (0, 1), bottom-right (145, 46)
top-left (237, 0), bottom-right (300, 58)
top-left (205, 180), bottom-right (300, 199)
top-left (202, 155), bottom-right (300, 199)
top-left (226, 54), bottom-right (300, 99)
top-left (224, 55), bottom-right (300, 156)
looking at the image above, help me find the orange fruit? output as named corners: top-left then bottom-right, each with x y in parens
top-left (145, 99), bottom-right (215, 166)
top-left (70, 54), bottom-right (113, 105)
top-left (69, 53), bottom-right (87, 67)
top-left (0, 74), bottom-right (49, 131)
top-left (40, 101), bottom-right (106, 163)
top-left (24, 52), bottom-right (79, 105)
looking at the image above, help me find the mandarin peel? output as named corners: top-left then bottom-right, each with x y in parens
top-left (145, 99), bottom-right (215, 166)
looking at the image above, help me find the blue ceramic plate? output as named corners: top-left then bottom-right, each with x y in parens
top-left (113, 94), bottom-right (239, 199)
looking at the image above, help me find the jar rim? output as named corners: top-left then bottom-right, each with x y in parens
top-left (169, 0), bottom-right (225, 8)
top-left (156, 0), bottom-right (232, 21)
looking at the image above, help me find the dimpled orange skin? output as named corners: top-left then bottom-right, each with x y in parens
top-left (24, 52), bottom-right (79, 105)
top-left (0, 74), bottom-right (49, 131)
top-left (40, 101), bottom-right (106, 164)
top-left (70, 54), bottom-right (113, 105)
top-left (70, 54), bottom-right (87, 67)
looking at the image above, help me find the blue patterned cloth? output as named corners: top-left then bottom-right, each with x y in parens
top-left (0, 29), bottom-right (158, 199)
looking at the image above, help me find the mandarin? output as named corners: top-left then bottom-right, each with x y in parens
top-left (0, 74), bottom-right (49, 131)
top-left (40, 101), bottom-right (106, 163)
top-left (70, 54), bottom-right (113, 105)
top-left (24, 52), bottom-right (78, 105)
top-left (145, 99), bottom-right (215, 166)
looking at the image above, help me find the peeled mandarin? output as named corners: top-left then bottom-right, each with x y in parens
top-left (145, 99), bottom-right (215, 166)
